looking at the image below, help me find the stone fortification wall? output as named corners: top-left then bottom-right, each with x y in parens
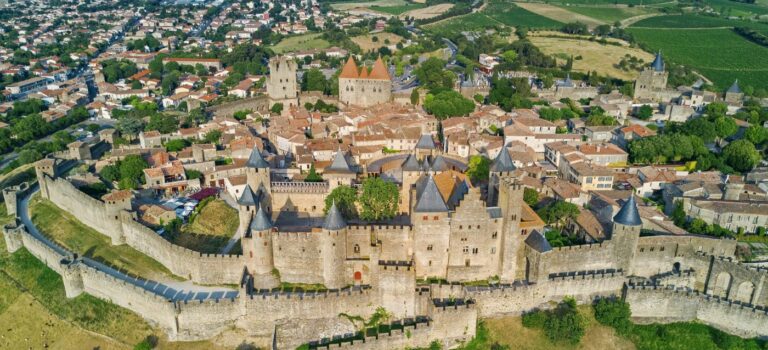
top-left (543, 242), bottom-right (617, 275)
top-left (40, 175), bottom-right (244, 285)
top-left (331, 322), bottom-right (433, 350)
top-left (207, 95), bottom-right (270, 118)
top-left (271, 189), bottom-right (327, 215)
top-left (272, 231), bottom-right (325, 284)
top-left (119, 214), bottom-right (243, 284)
top-left (174, 298), bottom-right (241, 340)
top-left (44, 177), bottom-right (124, 243)
top-left (237, 287), bottom-right (377, 338)
top-left (626, 284), bottom-right (768, 338)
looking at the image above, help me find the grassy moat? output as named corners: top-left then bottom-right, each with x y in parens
top-left (171, 198), bottom-right (239, 254)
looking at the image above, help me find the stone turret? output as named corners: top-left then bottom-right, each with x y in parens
top-left (612, 195), bottom-right (642, 274)
top-left (413, 175), bottom-right (451, 279)
top-left (245, 204), bottom-right (279, 288)
top-left (488, 146), bottom-right (516, 207)
top-left (323, 149), bottom-right (356, 190)
top-left (634, 51), bottom-right (669, 101)
top-left (724, 80), bottom-right (744, 105)
top-left (3, 219), bottom-right (25, 253)
top-left (237, 184), bottom-right (260, 235)
top-left (245, 147), bottom-right (271, 202)
top-left (415, 134), bottom-right (436, 161)
top-left (400, 154), bottom-right (422, 214)
top-left (2, 182), bottom-right (28, 217)
top-left (35, 158), bottom-right (58, 200)
top-left (321, 202), bottom-right (347, 289)
top-left (60, 257), bottom-right (85, 298)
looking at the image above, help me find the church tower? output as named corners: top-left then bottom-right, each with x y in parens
top-left (267, 55), bottom-right (299, 109)
top-left (633, 51), bottom-right (669, 101)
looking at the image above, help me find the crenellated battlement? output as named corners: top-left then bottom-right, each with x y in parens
top-left (271, 181), bottom-right (329, 193)
top-left (548, 268), bottom-right (624, 281)
top-left (273, 231), bottom-right (317, 240)
top-left (551, 241), bottom-right (609, 252)
top-left (248, 285), bottom-right (372, 300)
top-left (627, 283), bottom-right (768, 315)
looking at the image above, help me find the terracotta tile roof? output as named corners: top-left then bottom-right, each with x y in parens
top-left (102, 190), bottom-right (132, 201)
top-left (368, 57), bottom-right (390, 80)
top-left (339, 56), bottom-right (359, 79)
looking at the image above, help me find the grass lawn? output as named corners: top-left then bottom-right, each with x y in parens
top-left (555, 5), bottom-right (652, 23)
top-left (272, 33), bottom-right (331, 54)
top-left (703, 0), bottom-right (768, 16)
top-left (29, 195), bottom-right (176, 280)
top-left (0, 203), bottom-right (13, 227)
top-left (628, 27), bottom-right (768, 90)
top-left (530, 35), bottom-right (653, 80)
top-left (173, 199), bottom-right (238, 254)
top-left (473, 306), bottom-right (634, 350)
top-left (369, 3), bottom-right (424, 14)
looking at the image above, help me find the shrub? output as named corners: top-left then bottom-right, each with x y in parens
top-left (521, 309), bottom-right (547, 328)
top-left (522, 298), bottom-right (586, 345)
top-left (593, 298), bottom-right (632, 335)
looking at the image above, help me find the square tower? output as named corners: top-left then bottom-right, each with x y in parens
top-left (267, 56), bottom-right (299, 109)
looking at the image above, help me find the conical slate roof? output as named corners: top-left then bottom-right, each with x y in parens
top-left (651, 51), bottom-right (664, 72)
top-left (414, 175), bottom-right (449, 213)
top-left (246, 147), bottom-right (270, 168)
top-left (326, 149), bottom-right (353, 173)
top-left (490, 147), bottom-right (516, 172)
top-left (237, 184), bottom-right (259, 206)
top-left (250, 204), bottom-right (272, 231)
top-left (431, 155), bottom-right (448, 172)
top-left (415, 134), bottom-right (436, 150)
top-left (525, 230), bottom-right (552, 253)
top-left (323, 201), bottom-right (347, 230)
top-left (613, 195), bottom-right (642, 226)
top-left (402, 154), bottom-right (421, 171)
top-left (727, 80), bottom-right (741, 94)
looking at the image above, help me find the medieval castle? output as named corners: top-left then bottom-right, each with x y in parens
top-left (0, 55), bottom-right (766, 349)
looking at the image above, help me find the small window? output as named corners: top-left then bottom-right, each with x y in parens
top-left (660, 246), bottom-right (665, 252)
top-left (640, 248), bottom-right (645, 252)
top-left (423, 215), bottom-right (429, 220)
top-left (433, 216), bottom-right (439, 220)
top-left (353, 244), bottom-right (360, 253)
top-left (428, 260), bottom-right (432, 266)
top-left (492, 232), bottom-right (498, 239)
top-left (427, 245), bottom-right (433, 251)
top-left (463, 246), bottom-right (469, 253)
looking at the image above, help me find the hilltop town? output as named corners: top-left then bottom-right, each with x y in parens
top-left (1, 0), bottom-right (768, 349)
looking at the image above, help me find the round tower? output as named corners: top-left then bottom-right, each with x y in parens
top-left (245, 147), bottom-right (271, 202)
top-left (248, 204), bottom-right (275, 276)
top-left (237, 184), bottom-right (259, 236)
top-left (321, 201), bottom-right (347, 289)
top-left (612, 195), bottom-right (643, 274)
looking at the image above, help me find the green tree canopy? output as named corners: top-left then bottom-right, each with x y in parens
top-left (305, 164), bottom-right (323, 182)
top-left (536, 200), bottom-right (580, 228)
top-left (423, 90), bottom-right (475, 120)
top-left (358, 177), bottom-right (399, 221)
top-left (324, 185), bottom-right (357, 219)
top-left (722, 140), bottom-right (760, 173)
top-left (523, 187), bottom-right (539, 207)
top-left (466, 155), bottom-right (490, 183)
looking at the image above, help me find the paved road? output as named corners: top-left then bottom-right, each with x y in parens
top-left (17, 185), bottom-right (238, 301)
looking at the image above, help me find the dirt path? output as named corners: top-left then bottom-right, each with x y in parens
top-left (619, 13), bottom-right (661, 27)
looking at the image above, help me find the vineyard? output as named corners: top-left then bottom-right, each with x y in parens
top-left (628, 27), bottom-right (768, 90)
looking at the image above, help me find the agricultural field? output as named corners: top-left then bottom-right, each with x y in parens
top-left (522, 0), bottom-right (670, 5)
top-left (630, 14), bottom-right (768, 33)
top-left (703, 0), bottom-right (768, 17)
top-left (29, 195), bottom-right (176, 281)
top-left (329, 0), bottom-right (406, 11)
top-left (352, 32), bottom-right (405, 51)
top-left (400, 3), bottom-right (454, 19)
top-left (482, 2), bottom-right (565, 29)
top-left (530, 36), bottom-right (654, 80)
top-left (555, 5), bottom-right (654, 23)
top-left (172, 199), bottom-right (238, 253)
top-left (628, 27), bottom-right (768, 90)
top-left (369, 2), bottom-right (424, 15)
top-left (424, 12), bottom-right (499, 34)
top-left (272, 33), bottom-right (331, 54)
top-left (514, 2), bottom-right (605, 27)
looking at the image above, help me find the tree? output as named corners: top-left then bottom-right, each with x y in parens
top-left (636, 105), bottom-right (653, 120)
top-left (145, 114), bottom-right (179, 134)
top-left (523, 187), bottom-right (539, 207)
top-left (722, 140), bottom-right (760, 173)
top-left (324, 185), bottom-right (357, 219)
top-left (271, 103), bottom-right (283, 114)
top-left (117, 116), bottom-right (145, 140)
top-left (423, 90), bottom-right (475, 119)
top-left (593, 298), bottom-right (632, 335)
top-left (414, 57), bottom-right (454, 93)
top-left (536, 201), bottom-right (580, 228)
top-left (301, 68), bottom-right (328, 93)
top-left (466, 155), bottom-right (490, 183)
top-left (17, 149), bottom-right (42, 164)
top-left (164, 139), bottom-right (190, 152)
top-left (358, 177), bottom-right (399, 221)
top-left (545, 298), bottom-right (585, 344)
top-left (744, 125), bottom-right (768, 145)
top-left (713, 116), bottom-right (737, 139)
top-left (203, 130), bottom-right (222, 144)
top-left (119, 154), bottom-right (149, 187)
top-left (501, 50), bottom-right (517, 63)
top-left (100, 165), bottom-right (121, 183)
top-left (131, 80), bottom-right (143, 89)
top-left (305, 164), bottom-right (323, 182)
top-left (410, 89), bottom-right (419, 105)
